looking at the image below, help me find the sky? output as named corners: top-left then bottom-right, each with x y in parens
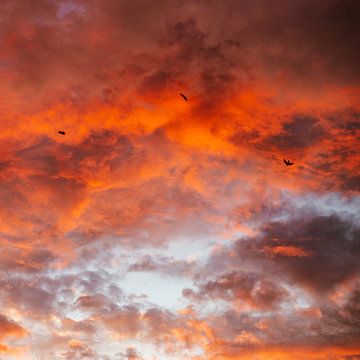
top-left (0, 0), bottom-right (359, 359)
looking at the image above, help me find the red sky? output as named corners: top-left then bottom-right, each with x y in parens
top-left (0, 1), bottom-right (359, 359)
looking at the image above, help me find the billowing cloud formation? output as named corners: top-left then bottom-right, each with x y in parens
top-left (231, 213), bottom-right (360, 293)
top-left (0, 0), bottom-right (359, 359)
top-left (0, 315), bottom-right (26, 340)
top-left (180, 209), bottom-right (360, 358)
top-left (0, 314), bottom-right (27, 354)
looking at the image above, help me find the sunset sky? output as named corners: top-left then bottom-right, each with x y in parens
top-left (0, 1), bottom-right (359, 359)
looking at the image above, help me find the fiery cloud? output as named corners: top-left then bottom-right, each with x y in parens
top-left (0, 0), bottom-right (359, 358)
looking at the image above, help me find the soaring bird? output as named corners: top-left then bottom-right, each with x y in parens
top-left (179, 93), bottom-right (188, 102)
top-left (58, 130), bottom-right (66, 135)
top-left (283, 159), bottom-right (294, 166)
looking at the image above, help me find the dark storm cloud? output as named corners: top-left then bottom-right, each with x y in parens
top-left (328, 109), bottom-right (360, 133)
top-left (342, 175), bottom-right (360, 192)
top-left (213, 213), bottom-right (360, 294)
top-left (136, 17), bottom-right (240, 116)
top-left (230, 0), bottom-right (360, 86)
top-left (144, 0), bottom-right (360, 93)
top-left (266, 114), bottom-right (326, 150)
top-left (116, 0), bottom-right (360, 101)
top-left (309, 108), bottom-right (360, 192)
top-left (0, 0), bottom-right (358, 117)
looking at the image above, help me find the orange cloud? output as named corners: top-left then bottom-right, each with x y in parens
top-left (0, 0), bottom-right (358, 358)
top-left (202, 345), bottom-right (360, 360)
top-left (68, 339), bottom-right (85, 350)
top-left (0, 314), bottom-right (27, 340)
top-left (264, 245), bottom-right (312, 257)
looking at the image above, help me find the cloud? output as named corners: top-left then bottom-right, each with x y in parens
top-left (128, 254), bottom-right (196, 277)
top-left (0, 248), bottom-right (57, 272)
top-left (62, 342), bottom-right (97, 360)
top-left (208, 212), bottom-right (360, 294)
top-left (118, 347), bottom-right (143, 360)
top-left (176, 203), bottom-right (360, 357)
top-left (101, 305), bottom-right (143, 338)
top-left (0, 314), bottom-right (27, 354)
top-left (0, 314), bottom-right (27, 340)
top-left (266, 114), bottom-right (326, 150)
top-left (184, 271), bottom-right (289, 310)
top-left (0, 0), bottom-right (358, 358)
top-left (263, 245), bottom-right (312, 257)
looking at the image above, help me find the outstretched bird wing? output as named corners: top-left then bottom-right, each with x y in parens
top-left (179, 93), bottom-right (188, 102)
top-left (283, 159), bottom-right (294, 166)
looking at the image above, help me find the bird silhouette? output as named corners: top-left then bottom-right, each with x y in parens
top-left (283, 159), bottom-right (294, 166)
top-left (179, 93), bottom-right (188, 102)
top-left (58, 130), bottom-right (66, 135)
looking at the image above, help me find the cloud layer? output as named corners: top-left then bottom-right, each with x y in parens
top-left (0, 0), bottom-right (359, 358)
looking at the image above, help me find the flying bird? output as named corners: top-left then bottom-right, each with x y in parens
top-left (179, 93), bottom-right (188, 102)
top-left (283, 159), bottom-right (294, 166)
top-left (58, 130), bottom-right (66, 135)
